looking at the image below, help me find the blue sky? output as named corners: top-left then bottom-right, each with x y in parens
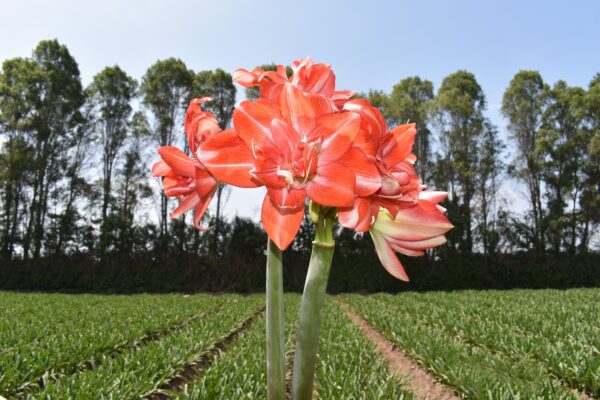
top-left (1, 0), bottom-right (599, 219)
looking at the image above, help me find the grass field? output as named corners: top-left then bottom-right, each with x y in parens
top-left (0, 289), bottom-right (597, 399)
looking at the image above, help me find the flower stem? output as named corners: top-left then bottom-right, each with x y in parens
top-left (266, 239), bottom-right (286, 400)
top-left (292, 207), bottom-right (335, 400)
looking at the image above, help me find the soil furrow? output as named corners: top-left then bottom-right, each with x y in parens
top-left (334, 298), bottom-right (459, 400)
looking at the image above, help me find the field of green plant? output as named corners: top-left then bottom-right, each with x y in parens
top-left (0, 289), bottom-right (597, 399)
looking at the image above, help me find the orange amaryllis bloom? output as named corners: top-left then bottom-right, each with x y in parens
top-left (339, 99), bottom-right (420, 232)
top-left (233, 56), bottom-right (355, 109)
top-left (151, 146), bottom-right (217, 229)
top-left (369, 192), bottom-right (453, 281)
top-left (333, 98), bottom-right (451, 280)
top-left (197, 83), bottom-right (376, 250)
top-left (151, 98), bottom-right (233, 229)
top-left (151, 57), bottom-right (452, 283)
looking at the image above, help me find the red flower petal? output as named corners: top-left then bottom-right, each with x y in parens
top-left (152, 159), bottom-right (171, 177)
top-left (305, 93), bottom-right (335, 117)
top-left (171, 192), bottom-right (200, 219)
top-left (197, 130), bottom-right (260, 188)
top-left (338, 197), bottom-right (377, 232)
top-left (302, 63), bottom-right (335, 97)
top-left (370, 229), bottom-right (410, 281)
top-left (314, 113), bottom-right (361, 165)
top-left (384, 235), bottom-right (447, 251)
top-left (382, 124), bottom-right (416, 167)
top-left (193, 187), bottom-right (217, 230)
top-left (340, 147), bottom-right (381, 197)
top-left (267, 187), bottom-right (307, 209)
top-left (374, 201), bottom-right (454, 241)
top-left (232, 68), bottom-right (261, 87)
top-left (233, 99), bottom-right (279, 150)
top-left (306, 162), bottom-right (355, 207)
top-left (419, 191), bottom-right (448, 204)
top-left (195, 167), bottom-right (218, 198)
top-left (279, 83), bottom-right (316, 135)
top-left (261, 194), bottom-right (305, 250)
top-left (157, 146), bottom-right (195, 177)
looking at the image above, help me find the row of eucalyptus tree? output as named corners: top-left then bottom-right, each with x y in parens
top-left (0, 40), bottom-right (237, 260)
top-left (358, 70), bottom-right (599, 256)
top-left (0, 41), bottom-right (597, 263)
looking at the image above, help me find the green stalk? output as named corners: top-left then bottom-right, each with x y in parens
top-left (292, 206), bottom-right (335, 400)
top-left (266, 239), bottom-right (285, 400)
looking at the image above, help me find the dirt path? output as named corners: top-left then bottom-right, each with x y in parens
top-left (334, 298), bottom-right (460, 400)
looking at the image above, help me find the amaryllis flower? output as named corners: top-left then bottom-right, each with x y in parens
top-left (197, 83), bottom-right (377, 250)
top-left (233, 56), bottom-right (354, 109)
top-left (339, 100), bottom-right (420, 232)
top-left (151, 146), bottom-right (217, 229)
top-left (152, 98), bottom-right (229, 229)
top-left (369, 192), bottom-right (453, 281)
top-left (151, 56), bottom-right (452, 283)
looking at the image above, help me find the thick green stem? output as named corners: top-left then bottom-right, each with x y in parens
top-left (266, 239), bottom-right (285, 400)
top-left (292, 209), bottom-right (335, 400)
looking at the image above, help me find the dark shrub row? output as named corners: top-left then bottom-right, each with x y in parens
top-left (1, 252), bottom-right (598, 293)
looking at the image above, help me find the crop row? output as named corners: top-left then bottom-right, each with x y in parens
top-left (409, 289), bottom-right (598, 347)
top-left (0, 293), bottom-right (217, 352)
top-left (8, 295), bottom-right (263, 399)
top-left (175, 295), bottom-right (413, 399)
top-left (1, 293), bottom-right (231, 392)
top-left (174, 295), bottom-right (302, 399)
top-left (341, 294), bottom-right (580, 399)
top-left (372, 290), bottom-right (599, 395)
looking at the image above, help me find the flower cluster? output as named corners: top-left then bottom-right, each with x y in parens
top-left (152, 57), bottom-right (453, 281)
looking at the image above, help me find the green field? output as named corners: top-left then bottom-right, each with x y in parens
top-left (0, 289), bottom-right (597, 399)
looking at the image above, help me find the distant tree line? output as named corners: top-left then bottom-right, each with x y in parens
top-left (0, 40), bottom-right (598, 291)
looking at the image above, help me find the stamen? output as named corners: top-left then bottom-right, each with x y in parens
top-left (251, 138), bottom-right (258, 159)
top-left (277, 169), bottom-right (294, 184)
top-left (302, 156), bottom-right (314, 185)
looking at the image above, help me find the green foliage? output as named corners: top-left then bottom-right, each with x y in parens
top-left (140, 57), bottom-right (193, 147)
top-left (313, 300), bottom-right (412, 399)
top-left (28, 295), bottom-right (264, 399)
top-left (343, 290), bottom-right (598, 398)
top-left (433, 70), bottom-right (487, 254)
top-left (0, 290), bottom-right (596, 398)
top-left (387, 76), bottom-right (435, 183)
top-left (540, 81), bottom-right (589, 253)
top-left (0, 293), bottom-right (229, 393)
top-left (193, 68), bottom-right (236, 129)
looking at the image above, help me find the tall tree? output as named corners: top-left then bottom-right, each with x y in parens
top-left (434, 70), bottom-right (486, 254)
top-left (502, 71), bottom-right (548, 254)
top-left (50, 113), bottom-right (93, 256)
top-left (193, 68), bottom-right (236, 130)
top-left (386, 77), bottom-right (435, 184)
top-left (86, 66), bottom-right (137, 254)
top-left (540, 81), bottom-right (587, 254)
top-left (192, 69), bottom-right (237, 253)
top-left (112, 113), bottom-right (152, 255)
top-left (579, 74), bottom-right (600, 251)
top-left (17, 40), bottom-right (84, 259)
top-left (0, 57), bottom-right (42, 259)
top-left (475, 122), bottom-right (505, 255)
top-left (140, 58), bottom-right (193, 242)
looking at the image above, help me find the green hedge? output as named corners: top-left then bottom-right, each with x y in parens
top-left (0, 252), bottom-right (598, 293)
